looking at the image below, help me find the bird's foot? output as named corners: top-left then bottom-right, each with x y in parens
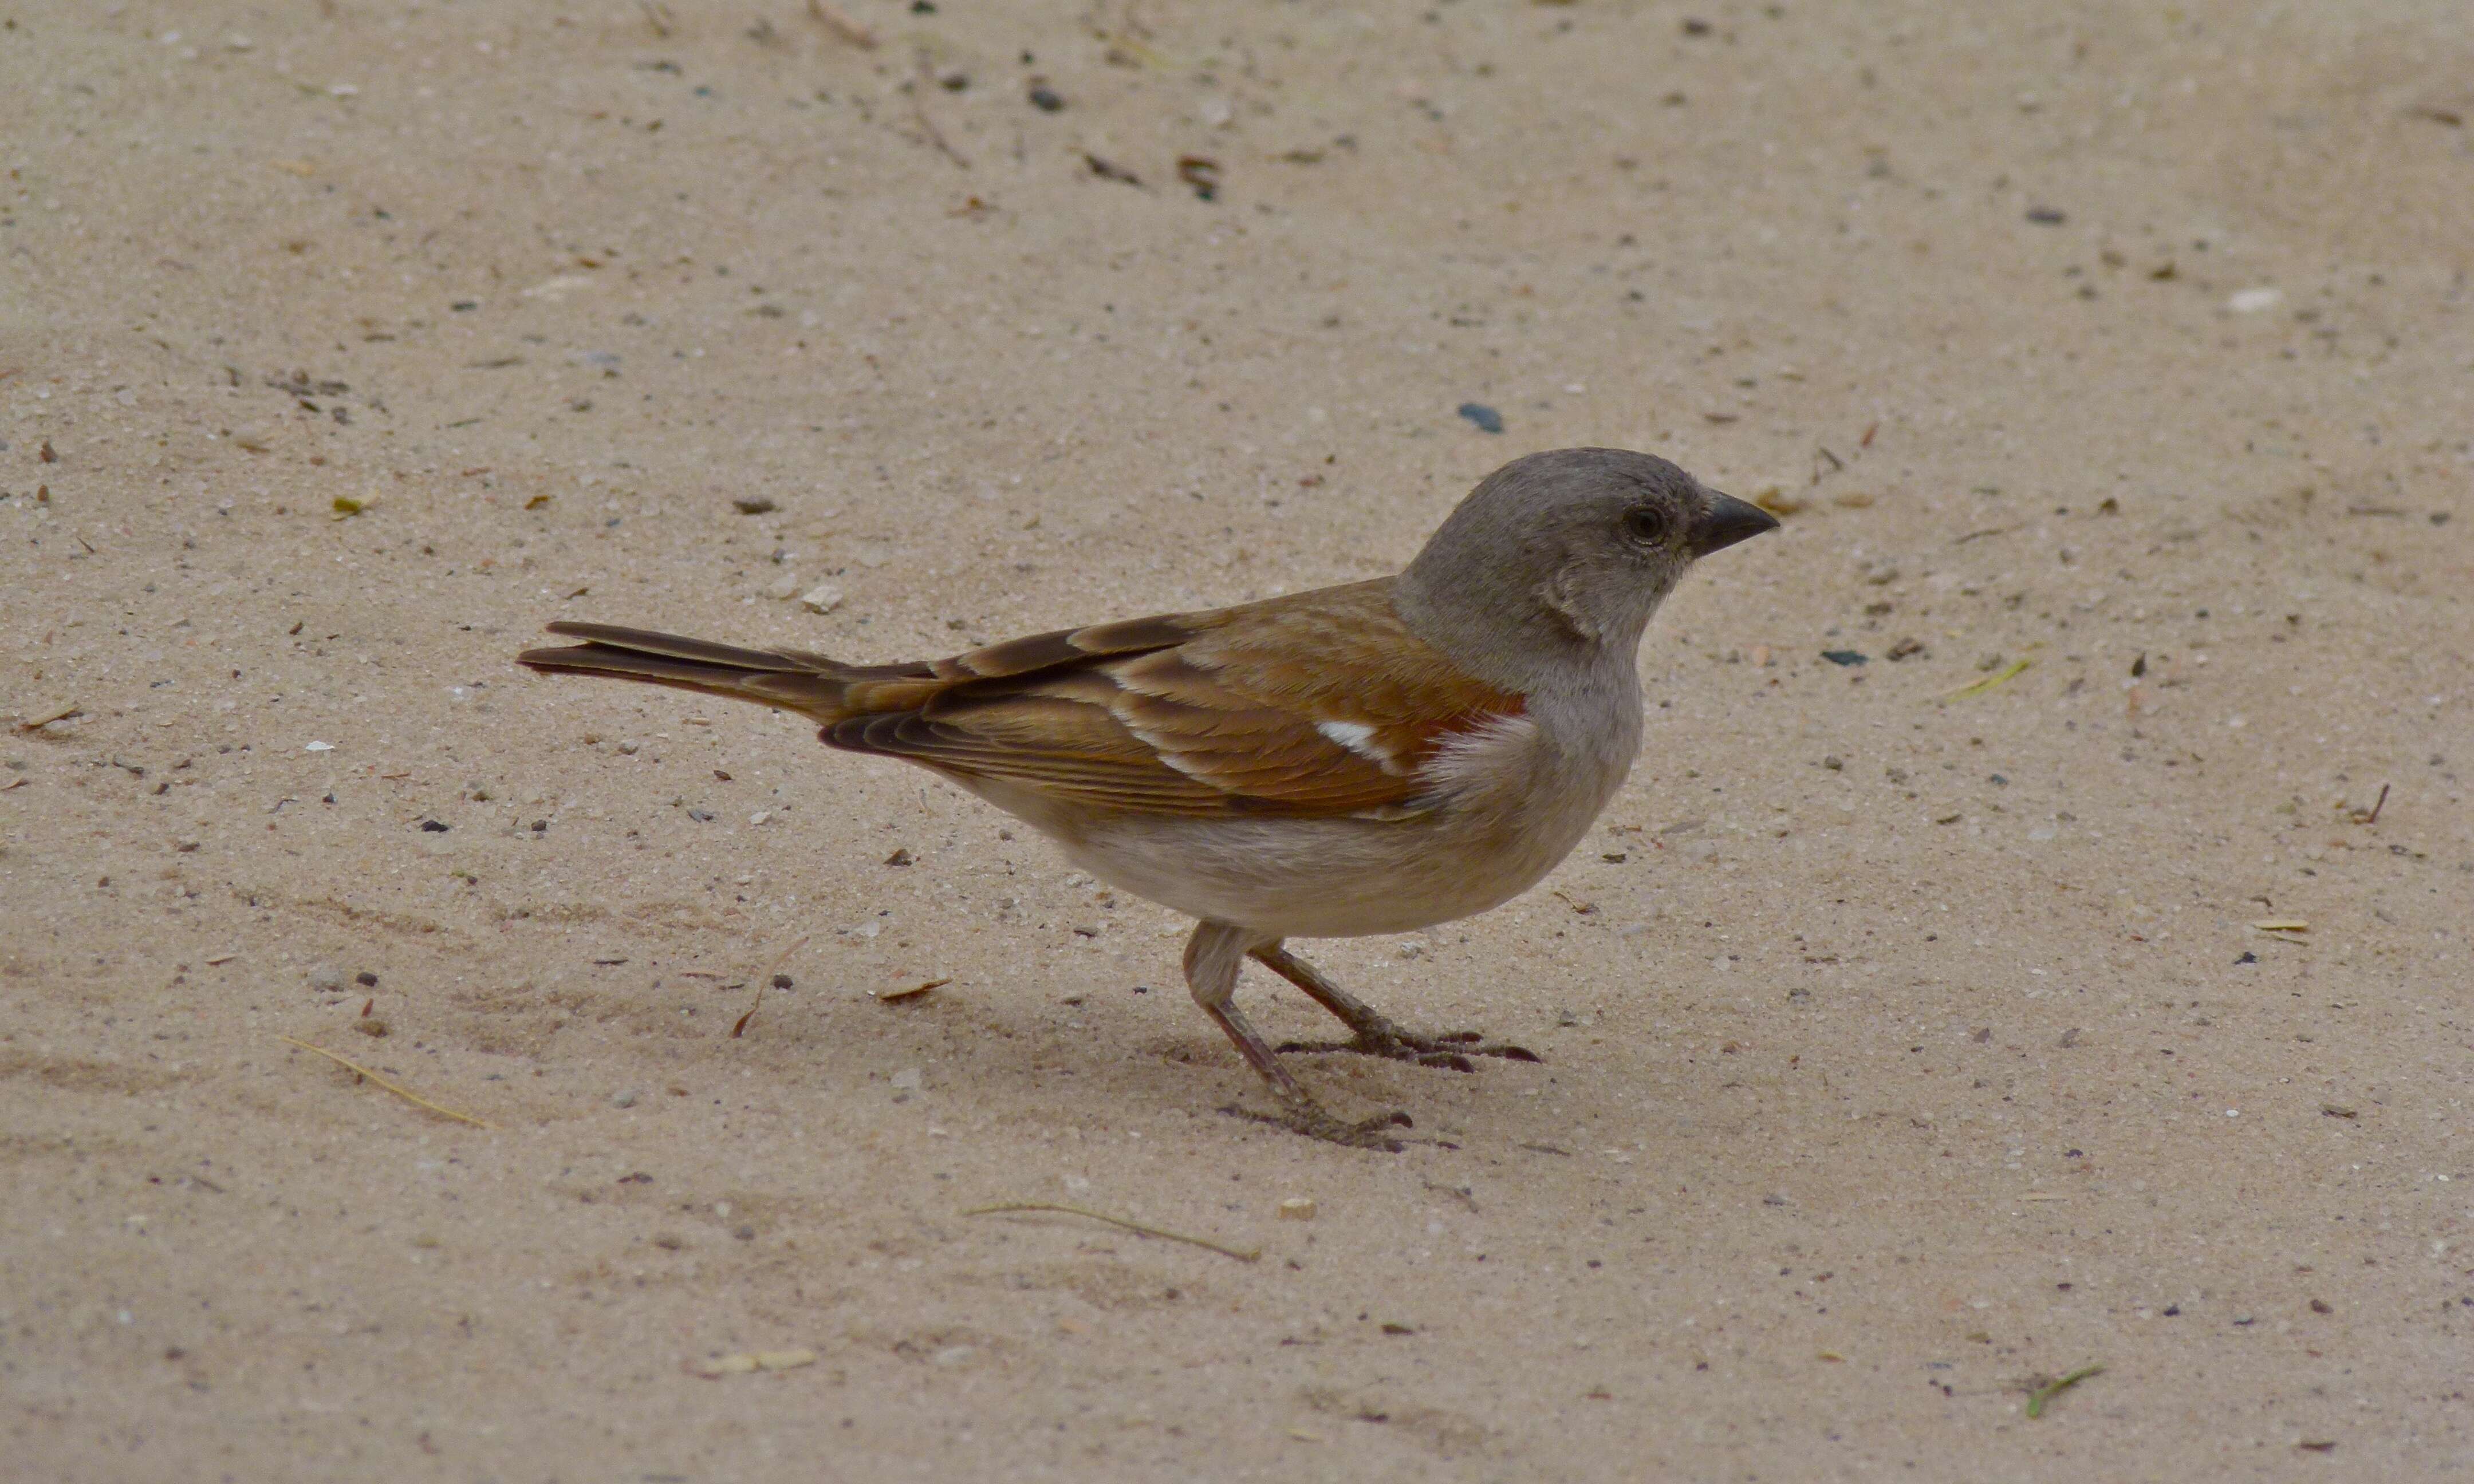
top-left (1220, 1100), bottom-right (1416, 1152)
top-left (1275, 1023), bottom-right (1540, 1073)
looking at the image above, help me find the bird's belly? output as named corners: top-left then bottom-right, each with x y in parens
top-left (1054, 763), bottom-right (1616, 938)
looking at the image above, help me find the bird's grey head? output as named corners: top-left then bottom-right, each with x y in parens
top-left (1396, 447), bottom-right (1777, 689)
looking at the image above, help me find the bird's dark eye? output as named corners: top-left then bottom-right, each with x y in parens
top-left (1620, 504), bottom-right (1670, 546)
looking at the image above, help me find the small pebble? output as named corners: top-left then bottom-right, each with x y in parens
top-left (233, 425), bottom-right (272, 452)
top-left (2228, 287), bottom-right (2283, 313)
top-left (308, 964), bottom-right (346, 992)
top-left (764, 573), bottom-right (802, 601)
top-left (613, 1089), bottom-right (640, 1108)
top-left (354, 970), bottom-right (379, 987)
top-left (1027, 83), bottom-right (1064, 112)
top-left (800, 583), bottom-right (845, 614)
top-left (731, 496), bottom-right (777, 515)
top-left (1277, 1197), bottom-right (1317, 1221)
top-left (891, 1067), bottom-right (924, 1091)
top-left (1456, 402), bottom-right (1504, 434)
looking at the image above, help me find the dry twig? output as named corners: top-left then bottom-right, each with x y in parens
top-left (963, 1202), bottom-right (1260, 1262)
top-left (278, 1035), bottom-right (498, 1128)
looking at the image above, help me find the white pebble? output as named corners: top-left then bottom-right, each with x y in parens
top-left (799, 582), bottom-right (845, 614)
top-left (2228, 287), bottom-right (2282, 313)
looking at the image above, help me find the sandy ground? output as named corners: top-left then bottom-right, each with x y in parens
top-left (5, 1), bottom-right (2471, 1478)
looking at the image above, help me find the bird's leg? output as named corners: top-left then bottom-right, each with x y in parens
top-left (1184, 922), bottom-right (1413, 1151)
top-left (1251, 942), bottom-right (1540, 1072)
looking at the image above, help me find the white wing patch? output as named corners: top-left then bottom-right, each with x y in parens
top-left (1315, 719), bottom-right (1403, 771)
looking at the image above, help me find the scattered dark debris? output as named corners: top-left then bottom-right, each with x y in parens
top-left (731, 496), bottom-right (777, 515)
top-left (355, 970), bottom-right (379, 987)
top-left (419, 819), bottom-right (449, 832)
top-left (1027, 80), bottom-right (1063, 112)
top-left (1821, 649), bottom-right (1868, 666)
top-left (1084, 153), bottom-right (1141, 186)
top-left (2320, 1103), bottom-right (2357, 1119)
top-left (2235, 952), bottom-right (2258, 965)
top-left (1456, 402), bottom-right (1504, 434)
top-left (2025, 207), bottom-right (2067, 225)
top-left (883, 847), bottom-right (914, 866)
top-left (2347, 783), bottom-right (2388, 825)
top-left (1886, 637), bottom-right (1925, 661)
top-left (1176, 155), bottom-right (1222, 202)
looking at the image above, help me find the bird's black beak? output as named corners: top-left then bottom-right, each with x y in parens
top-left (1688, 491), bottom-right (1780, 557)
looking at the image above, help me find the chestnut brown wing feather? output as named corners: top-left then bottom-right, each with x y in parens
top-left (825, 580), bottom-right (1524, 819)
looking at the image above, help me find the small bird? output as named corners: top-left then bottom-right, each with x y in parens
top-left (519, 448), bottom-right (1775, 1148)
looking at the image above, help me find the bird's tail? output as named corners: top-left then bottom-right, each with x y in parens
top-left (517, 622), bottom-right (866, 721)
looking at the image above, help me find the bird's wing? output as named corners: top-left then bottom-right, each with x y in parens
top-left (826, 579), bottom-right (1528, 819)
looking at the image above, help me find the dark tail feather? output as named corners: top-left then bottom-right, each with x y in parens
top-left (518, 622), bottom-right (852, 719)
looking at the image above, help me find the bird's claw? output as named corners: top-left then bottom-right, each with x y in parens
top-left (1276, 1029), bottom-right (1541, 1072)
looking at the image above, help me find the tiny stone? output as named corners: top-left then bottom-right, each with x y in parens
top-left (891, 1067), bottom-right (924, 1091)
top-left (1028, 83), bottom-right (1064, 112)
top-left (1277, 1197), bottom-right (1316, 1221)
top-left (233, 425), bottom-right (273, 452)
top-left (308, 964), bottom-right (346, 992)
top-left (731, 496), bottom-right (777, 515)
top-left (800, 582), bottom-right (845, 614)
top-left (771, 973), bottom-right (793, 989)
top-left (764, 573), bottom-right (802, 601)
top-left (354, 970), bottom-right (379, 986)
top-left (613, 1089), bottom-right (640, 1107)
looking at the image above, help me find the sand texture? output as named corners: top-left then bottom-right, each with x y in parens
top-left (5, 1), bottom-right (2471, 1478)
